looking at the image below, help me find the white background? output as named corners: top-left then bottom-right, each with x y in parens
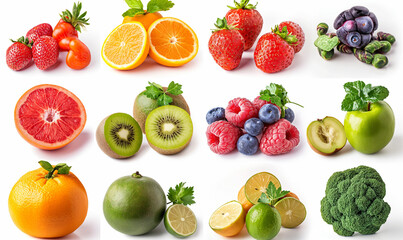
top-left (0, 0), bottom-right (402, 239)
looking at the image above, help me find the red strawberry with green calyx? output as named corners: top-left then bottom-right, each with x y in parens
top-left (279, 21), bottom-right (305, 53)
top-left (226, 0), bottom-right (263, 50)
top-left (6, 37), bottom-right (32, 71)
top-left (208, 18), bottom-right (245, 71)
top-left (254, 26), bottom-right (297, 73)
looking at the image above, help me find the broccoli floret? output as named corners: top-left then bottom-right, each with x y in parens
top-left (320, 165), bottom-right (391, 236)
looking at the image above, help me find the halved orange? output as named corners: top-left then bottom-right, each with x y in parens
top-left (102, 22), bottom-right (149, 70)
top-left (237, 185), bottom-right (253, 212)
top-left (244, 172), bottom-right (281, 205)
top-left (14, 84), bottom-right (86, 150)
top-left (148, 17), bottom-right (198, 67)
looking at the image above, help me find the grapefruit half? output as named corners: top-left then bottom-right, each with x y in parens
top-left (15, 84), bottom-right (86, 150)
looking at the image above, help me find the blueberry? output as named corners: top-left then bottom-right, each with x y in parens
top-left (206, 107), bottom-right (225, 124)
top-left (259, 104), bottom-right (280, 124)
top-left (284, 108), bottom-right (295, 123)
top-left (356, 16), bottom-right (374, 34)
top-left (369, 12), bottom-right (378, 31)
top-left (244, 118), bottom-right (264, 136)
top-left (346, 32), bottom-right (362, 48)
top-left (336, 28), bottom-right (349, 45)
top-left (342, 20), bottom-right (356, 32)
top-left (349, 6), bottom-right (370, 18)
top-left (359, 34), bottom-right (372, 48)
top-left (237, 134), bottom-right (259, 155)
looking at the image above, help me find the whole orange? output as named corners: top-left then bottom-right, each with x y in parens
top-left (122, 11), bottom-right (163, 31)
top-left (8, 162), bottom-right (88, 238)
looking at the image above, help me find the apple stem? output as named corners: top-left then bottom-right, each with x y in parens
top-left (367, 102), bottom-right (371, 111)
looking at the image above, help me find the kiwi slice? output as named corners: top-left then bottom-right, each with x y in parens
top-left (96, 113), bottom-right (143, 158)
top-left (145, 105), bottom-right (193, 155)
top-left (133, 87), bottom-right (190, 133)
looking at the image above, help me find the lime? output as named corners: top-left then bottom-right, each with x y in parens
top-left (209, 201), bottom-right (245, 237)
top-left (164, 204), bottom-right (197, 238)
top-left (274, 197), bottom-right (306, 228)
top-left (245, 172), bottom-right (281, 204)
top-left (103, 172), bottom-right (166, 235)
top-left (246, 203), bottom-right (281, 240)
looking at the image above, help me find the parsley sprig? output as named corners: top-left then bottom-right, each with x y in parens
top-left (341, 80), bottom-right (389, 112)
top-left (259, 83), bottom-right (303, 118)
top-left (143, 81), bottom-right (183, 107)
top-left (123, 0), bottom-right (174, 17)
top-left (167, 182), bottom-right (195, 205)
top-left (258, 182), bottom-right (290, 206)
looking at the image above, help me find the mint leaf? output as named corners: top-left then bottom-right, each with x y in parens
top-left (147, 0), bottom-right (174, 13)
top-left (167, 81), bottom-right (183, 95)
top-left (125, 0), bottom-right (143, 9)
top-left (158, 94), bottom-right (173, 106)
top-left (259, 83), bottom-right (303, 118)
top-left (258, 192), bottom-right (270, 204)
top-left (258, 182), bottom-right (289, 206)
top-left (368, 86), bottom-right (389, 101)
top-left (39, 161), bottom-right (53, 172)
top-left (145, 82), bottom-right (164, 99)
top-left (167, 182), bottom-right (195, 205)
top-left (341, 81), bottom-right (389, 111)
top-left (122, 8), bottom-right (145, 17)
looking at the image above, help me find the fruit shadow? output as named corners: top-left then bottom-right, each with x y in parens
top-left (275, 227), bottom-right (305, 240)
top-left (138, 222), bottom-right (166, 238)
top-left (237, 56), bottom-right (254, 70)
top-left (37, 131), bottom-right (92, 158)
top-left (43, 59), bottom-right (63, 71)
top-left (376, 134), bottom-right (403, 157)
top-left (59, 233), bottom-right (81, 240)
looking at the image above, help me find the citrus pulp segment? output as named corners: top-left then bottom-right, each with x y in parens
top-left (14, 84), bottom-right (86, 150)
top-left (164, 204), bottom-right (197, 237)
top-left (274, 197), bottom-right (306, 228)
top-left (102, 22), bottom-right (149, 70)
top-left (209, 201), bottom-right (245, 237)
top-left (148, 17), bottom-right (198, 67)
top-left (245, 172), bottom-right (281, 204)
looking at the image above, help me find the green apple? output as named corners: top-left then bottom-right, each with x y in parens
top-left (344, 101), bottom-right (395, 154)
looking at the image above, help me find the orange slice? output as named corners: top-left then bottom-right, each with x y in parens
top-left (244, 172), bottom-right (281, 205)
top-left (148, 17), bottom-right (198, 67)
top-left (102, 22), bottom-right (149, 70)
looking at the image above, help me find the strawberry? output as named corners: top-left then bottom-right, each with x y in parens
top-left (279, 21), bottom-right (305, 53)
top-left (208, 18), bottom-right (245, 70)
top-left (26, 23), bottom-right (53, 43)
top-left (32, 36), bottom-right (59, 70)
top-left (6, 37), bottom-right (32, 71)
top-left (225, 0), bottom-right (263, 50)
top-left (254, 26), bottom-right (297, 73)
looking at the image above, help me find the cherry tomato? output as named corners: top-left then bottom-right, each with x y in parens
top-left (52, 19), bottom-right (78, 51)
top-left (66, 38), bottom-right (91, 70)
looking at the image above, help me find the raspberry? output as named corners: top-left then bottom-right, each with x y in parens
top-left (260, 119), bottom-right (300, 155)
top-left (206, 120), bottom-right (241, 154)
top-left (225, 98), bottom-right (258, 128)
top-left (253, 96), bottom-right (281, 112)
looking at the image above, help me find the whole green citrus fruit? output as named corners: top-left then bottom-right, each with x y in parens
top-left (103, 172), bottom-right (166, 235)
top-left (246, 203), bottom-right (281, 240)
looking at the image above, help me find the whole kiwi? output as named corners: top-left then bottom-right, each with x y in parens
top-left (133, 87), bottom-right (190, 133)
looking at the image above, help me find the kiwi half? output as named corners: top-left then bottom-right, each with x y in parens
top-left (133, 87), bottom-right (190, 133)
top-left (96, 113), bottom-right (143, 158)
top-left (145, 105), bottom-right (193, 155)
